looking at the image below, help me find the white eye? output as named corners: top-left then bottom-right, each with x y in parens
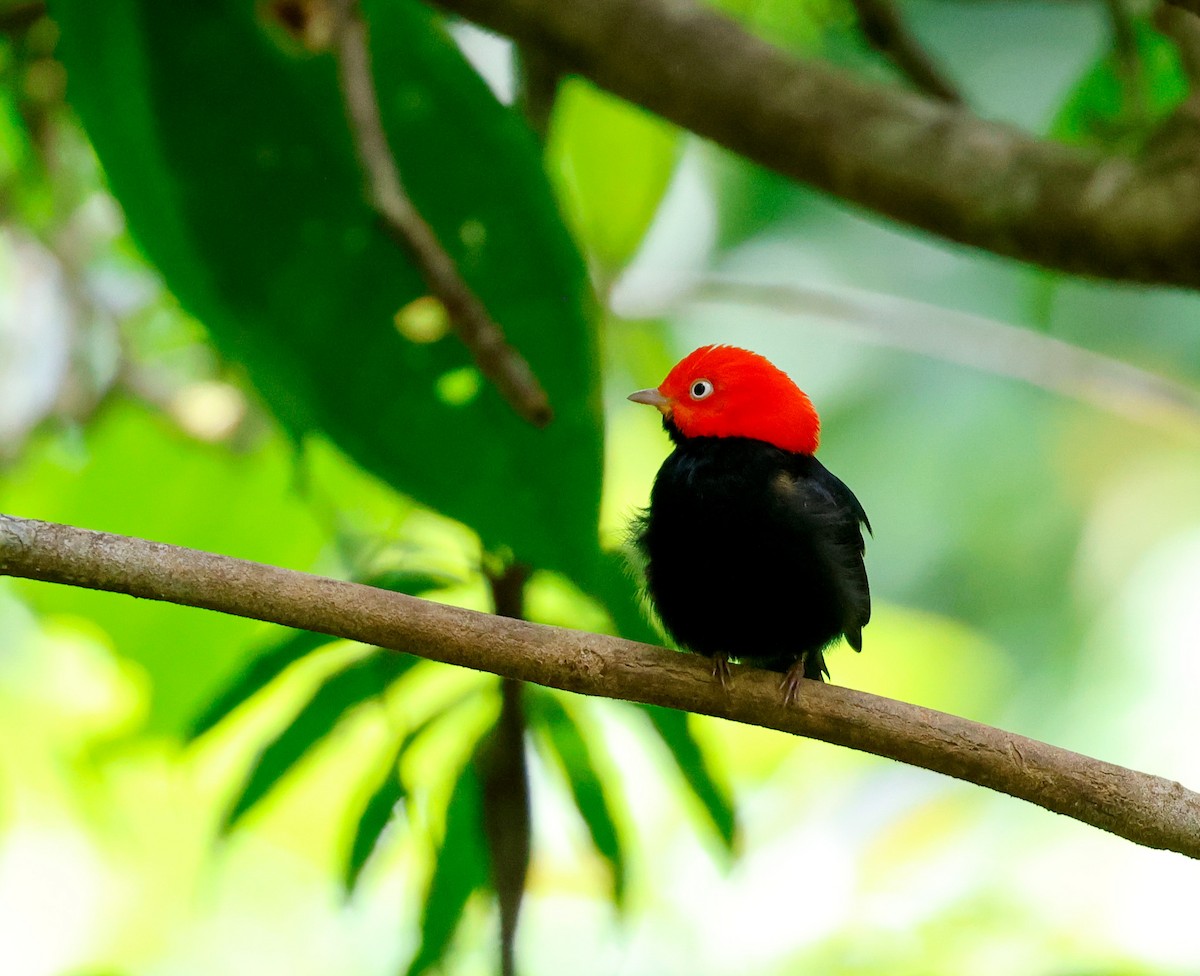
top-left (689, 379), bottom-right (714, 400)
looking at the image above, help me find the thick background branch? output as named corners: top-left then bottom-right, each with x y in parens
top-left (2, 514), bottom-right (1198, 859)
top-left (431, 0), bottom-right (1200, 288)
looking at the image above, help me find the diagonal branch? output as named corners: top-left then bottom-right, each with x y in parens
top-left (848, 0), bottom-right (960, 103)
top-left (0, 0), bottom-right (44, 33)
top-left (330, 0), bottom-right (553, 427)
top-left (428, 0), bottom-right (1200, 289)
top-left (1158, 0), bottom-right (1200, 85)
top-left (2, 513), bottom-right (1199, 859)
top-left (691, 278), bottom-right (1200, 435)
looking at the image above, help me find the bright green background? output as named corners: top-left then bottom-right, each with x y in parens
top-left (2, 0), bottom-right (1199, 973)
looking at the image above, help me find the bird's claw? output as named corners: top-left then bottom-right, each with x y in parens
top-left (780, 668), bottom-right (805, 706)
top-left (712, 655), bottom-right (732, 690)
top-left (782, 651), bottom-right (828, 705)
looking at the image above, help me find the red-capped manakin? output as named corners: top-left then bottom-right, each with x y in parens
top-left (629, 345), bottom-right (871, 702)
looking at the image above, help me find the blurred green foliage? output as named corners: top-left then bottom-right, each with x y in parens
top-left (2, 0), bottom-right (1200, 974)
top-left (54, 0), bottom-right (608, 590)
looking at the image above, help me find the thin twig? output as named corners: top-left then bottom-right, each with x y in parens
top-left (1165, 0), bottom-right (1200, 20)
top-left (1158, 1), bottom-right (1200, 87)
top-left (329, 0), bottom-right (554, 427)
top-left (1105, 0), bottom-right (1149, 129)
top-left (848, 0), bottom-right (960, 103)
top-left (0, 1), bottom-right (44, 34)
top-left (515, 44), bottom-right (564, 139)
top-left (1161, 0), bottom-right (1200, 18)
top-left (691, 278), bottom-right (1200, 436)
top-left (2, 513), bottom-right (1199, 859)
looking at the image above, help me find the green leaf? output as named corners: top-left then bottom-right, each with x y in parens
top-left (528, 690), bottom-right (627, 904)
top-left (342, 690), bottom-right (477, 892)
top-left (188, 629), bottom-right (336, 740)
top-left (592, 554), bottom-right (738, 853)
top-left (223, 649), bottom-right (417, 831)
top-left (0, 400), bottom-right (326, 732)
top-left (710, 0), bottom-right (851, 56)
top-left (367, 570), bottom-right (459, 598)
top-left (52, 0), bottom-right (606, 589)
top-left (406, 758), bottom-right (490, 976)
top-left (1052, 20), bottom-right (1187, 151)
top-left (546, 78), bottom-right (680, 274)
top-left (593, 550), bottom-right (662, 645)
top-left (343, 757), bottom-right (406, 892)
top-left (0, 77), bottom-right (31, 186)
top-left (637, 703), bottom-right (737, 851)
top-left (188, 570), bottom-right (452, 739)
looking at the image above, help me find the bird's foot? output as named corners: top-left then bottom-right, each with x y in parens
top-left (711, 654), bottom-right (732, 690)
top-left (781, 651), bottom-right (826, 705)
top-left (780, 665), bottom-right (806, 706)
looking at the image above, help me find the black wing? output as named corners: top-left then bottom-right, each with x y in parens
top-left (773, 456), bottom-right (872, 650)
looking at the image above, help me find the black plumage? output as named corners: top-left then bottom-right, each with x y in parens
top-left (635, 422), bottom-right (871, 697)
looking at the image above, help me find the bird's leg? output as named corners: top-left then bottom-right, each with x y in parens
top-left (711, 653), bottom-right (732, 689)
top-left (781, 650), bottom-right (827, 705)
top-left (780, 663), bottom-right (805, 705)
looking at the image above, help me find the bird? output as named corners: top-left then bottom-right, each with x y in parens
top-left (628, 345), bottom-right (871, 703)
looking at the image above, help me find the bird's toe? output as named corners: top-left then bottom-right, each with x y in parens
top-left (711, 654), bottom-right (732, 690)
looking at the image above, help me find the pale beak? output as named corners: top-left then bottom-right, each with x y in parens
top-left (627, 388), bottom-right (671, 415)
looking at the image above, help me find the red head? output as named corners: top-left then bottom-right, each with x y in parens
top-left (628, 345), bottom-right (820, 454)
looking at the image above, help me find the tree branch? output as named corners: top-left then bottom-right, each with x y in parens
top-left (2, 514), bottom-right (1199, 858)
top-left (1105, 0), bottom-right (1150, 130)
top-left (329, 0), bottom-right (554, 427)
top-left (0, 0), bottom-right (44, 33)
top-left (1167, 0), bottom-right (1200, 16)
top-left (1158, 0), bottom-right (1200, 86)
top-left (515, 43), bottom-right (564, 139)
top-left (691, 278), bottom-right (1200, 435)
top-left (483, 565), bottom-right (531, 976)
top-left (428, 0), bottom-right (1200, 288)
top-left (848, 0), bottom-right (960, 103)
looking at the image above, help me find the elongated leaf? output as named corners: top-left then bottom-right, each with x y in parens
top-left (52, 0), bottom-right (606, 589)
top-left (188, 629), bottom-right (336, 740)
top-left (528, 690), bottom-right (626, 904)
top-left (637, 703), bottom-right (737, 851)
top-left (343, 690), bottom-right (478, 892)
top-left (406, 759), bottom-right (490, 976)
top-left (189, 570), bottom-right (453, 739)
top-left (223, 649), bottom-right (417, 831)
top-left (594, 555), bottom-right (738, 850)
top-left (344, 760), bottom-right (406, 892)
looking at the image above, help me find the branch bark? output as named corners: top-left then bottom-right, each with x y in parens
top-left (2, 513), bottom-right (1198, 858)
top-left (330, 0), bottom-right (553, 427)
top-left (429, 0), bottom-right (1200, 288)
